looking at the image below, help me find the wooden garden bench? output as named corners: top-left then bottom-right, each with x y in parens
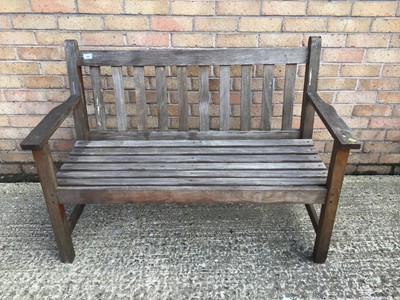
top-left (20, 37), bottom-right (361, 263)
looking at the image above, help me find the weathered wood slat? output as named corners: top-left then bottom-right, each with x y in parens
top-left (111, 66), bottom-right (127, 131)
top-left (70, 146), bottom-right (317, 156)
top-left (58, 177), bottom-right (326, 186)
top-left (60, 162), bottom-right (326, 171)
top-left (261, 65), bottom-right (274, 130)
top-left (300, 37), bottom-right (321, 139)
top-left (89, 130), bottom-right (301, 140)
top-left (58, 170), bottom-right (327, 179)
top-left (20, 95), bottom-right (80, 150)
top-left (68, 204), bottom-right (85, 234)
top-left (219, 66), bottom-right (230, 131)
top-left (282, 64), bottom-right (297, 130)
top-left (65, 40), bottom-right (89, 140)
top-left (78, 48), bottom-right (309, 66)
top-left (177, 66), bottom-right (188, 131)
top-left (66, 154), bottom-right (322, 164)
top-left (89, 66), bottom-right (106, 130)
top-left (58, 186), bottom-right (326, 205)
top-left (76, 138), bottom-right (314, 148)
top-left (134, 67), bottom-right (148, 131)
top-left (155, 66), bottom-right (168, 131)
top-left (199, 66), bottom-right (209, 131)
top-left (240, 65), bottom-right (252, 131)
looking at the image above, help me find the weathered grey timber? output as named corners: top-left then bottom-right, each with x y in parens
top-left (20, 37), bottom-right (361, 264)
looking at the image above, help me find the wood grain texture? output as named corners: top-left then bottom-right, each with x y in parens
top-left (313, 141), bottom-right (350, 263)
top-left (300, 37), bottom-right (321, 139)
top-left (219, 66), bottom-right (230, 131)
top-left (240, 65), bottom-right (252, 131)
top-left (261, 65), bottom-right (274, 131)
top-left (282, 64), bottom-right (297, 130)
top-left (199, 66), bottom-right (209, 131)
top-left (177, 66), bottom-right (188, 131)
top-left (20, 95), bottom-right (80, 150)
top-left (68, 204), bottom-right (85, 234)
top-left (156, 67), bottom-right (168, 131)
top-left (90, 66), bottom-right (106, 130)
top-left (111, 67), bottom-right (127, 131)
top-left (306, 204), bottom-right (319, 233)
top-left (32, 144), bottom-right (75, 263)
top-left (307, 92), bottom-right (361, 149)
top-left (78, 48), bottom-right (309, 66)
top-left (65, 40), bottom-right (89, 140)
top-left (134, 67), bottom-right (148, 132)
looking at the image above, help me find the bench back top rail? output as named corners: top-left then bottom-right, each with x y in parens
top-left (65, 38), bottom-right (321, 137)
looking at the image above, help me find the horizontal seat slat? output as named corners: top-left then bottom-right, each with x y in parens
top-left (60, 162), bottom-right (326, 171)
top-left (78, 48), bottom-right (309, 66)
top-left (75, 139), bottom-right (314, 148)
top-left (58, 177), bottom-right (326, 187)
top-left (57, 170), bottom-right (327, 179)
top-left (70, 146), bottom-right (317, 156)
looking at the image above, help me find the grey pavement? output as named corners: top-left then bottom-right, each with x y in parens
top-left (0, 176), bottom-right (399, 299)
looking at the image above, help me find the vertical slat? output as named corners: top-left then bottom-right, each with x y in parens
top-left (111, 66), bottom-right (127, 131)
top-left (177, 66), bottom-right (188, 131)
top-left (156, 66), bottom-right (168, 131)
top-left (32, 144), bottom-right (75, 263)
top-left (300, 37), bottom-right (322, 139)
top-left (261, 64), bottom-right (274, 130)
top-left (134, 67), bottom-right (148, 132)
top-left (90, 66), bottom-right (106, 130)
top-left (64, 40), bottom-right (89, 140)
top-left (199, 66), bottom-right (209, 131)
top-left (219, 66), bottom-right (230, 131)
top-left (282, 64), bottom-right (297, 130)
top-left (240, 65), bottom-right (252, 131)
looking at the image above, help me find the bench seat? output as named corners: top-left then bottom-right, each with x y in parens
top-left (56, 138), bottom-right (328, 205)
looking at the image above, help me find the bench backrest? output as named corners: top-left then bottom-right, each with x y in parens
top-left (65, 37), bottom-right (321, 139)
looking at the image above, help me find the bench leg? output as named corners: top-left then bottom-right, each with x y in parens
top-left (313, 142), bottom-right (349, 263)
top-left (33, 145), bottom-right (75, 263)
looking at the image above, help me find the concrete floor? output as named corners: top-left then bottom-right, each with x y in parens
top-left (0, 176), bottom-right (399, 299)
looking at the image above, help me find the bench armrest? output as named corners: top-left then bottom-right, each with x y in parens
top-left (20, 94), bottom-right (80, 150)
top-left (306, 91), bottom-right (362, 149)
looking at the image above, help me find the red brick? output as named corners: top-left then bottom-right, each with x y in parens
top-left (36, 32), bottom-right (80, 45)
top-left (195, 17), bottom-right (237, 32)
top-left (8, 116), bottom-right (44, 127)
top-left (0, 16), bottom-right (11, 29)
top-left (150, 17), bottom-right (192, 31)
top-left (171, 1), bottom-right (213, 16)
top-left (81, 32), bottom-right (125, 46)
top-left (377, 92), bottom-right (400, 103)
top-left (13, 15), bottom-right (57, 29)
top-left (371, 19), bottom-right (400, 33)
top-left (352, 2), bottom-right (397, 17)
top-left (382, 66), bottom-right (400, 77)
top-left (41, 62), bottom-right (68, 75)
top-left (379, 154), bottom-right (400, 164)
top-left (363, 142), bottom-right (400, 153)
top-left (217, 34), bottom-right (257, 47)
top-left (0, 62), bottom-right (40, 75)
top-left (216, 1), bottom-right (259, 16)
top-left (125, 0), bottom-right (168, 15)
top-left (104, 16), bottom-right (148, 31)
top-left (262, 1), bottom-right (306, 16)
top-left (0, 31), bottom-right (35, 45)
top-left (0, 0), bottom-right (30, 12)
top-left (127, 32), bottom-right (169, 47)
top-left (392, 105), bottom-right (400, 117)
top-left (31, 0), bottom-right (75, 13)
top-left (386, 131), bottom-right (400, 141)
top-left (352, 105), bottom-right (392, 117)
top-left (353, 130), bottom-right (386, 141)
top-left (78, 0), bottom-right (123, 14)
top-left (322, 49), bottom-right (364, 63)
top-left (341, 65), bottom-right (381, 77)
top-left (318, 78), bottom-right (357, 90)
top-left (359, 79), bottom-right (400, 91)
top-left (369, 118), bottom-right (400, 129)
top-left (3, 90), bottom-right (46, 102)
top-left (259, 34), bottom-right (303, 47)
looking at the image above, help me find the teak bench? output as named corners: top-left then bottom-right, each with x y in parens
top-left (21, 37), bottom-right (361, 263)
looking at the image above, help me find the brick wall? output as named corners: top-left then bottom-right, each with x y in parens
top-left (0, 0), bottom-right (399, 176)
